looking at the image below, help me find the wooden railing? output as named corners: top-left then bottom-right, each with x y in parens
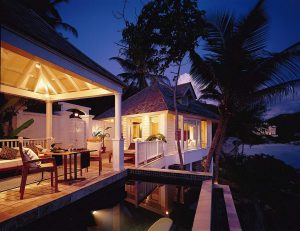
top-left (0, 137), bottom-right (47, 148)
top-left (135, 140), bottom-right (165, 167)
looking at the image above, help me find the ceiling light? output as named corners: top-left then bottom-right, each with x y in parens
top-left (35, 63), bottom-right (41, 69)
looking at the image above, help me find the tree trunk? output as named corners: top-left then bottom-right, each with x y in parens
top-left (204, 117), bottom-right (223, 171)
top-left (174, 62), bottom-right (184, 170)
top-left (214, 117), bottom-right (228, 183)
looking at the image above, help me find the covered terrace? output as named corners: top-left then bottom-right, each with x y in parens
top-left (0, 0), bottom-right (124, 172)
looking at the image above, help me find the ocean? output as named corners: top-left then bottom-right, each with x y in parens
top-left (241, 144), bottom-right (300, 169)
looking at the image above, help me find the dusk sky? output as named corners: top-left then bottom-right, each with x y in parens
top-left (57, 0), bottom-right (300, 117)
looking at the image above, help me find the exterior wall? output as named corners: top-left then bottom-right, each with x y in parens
top-left (96, 110), bottom-right (216, 168)
top-left (141, 115), bottom-right (150, 141)
top-left (166, 113), bottom-right (176, 154)
top-left (16, 110), bottom-right (86, 149)
top-left (122, 117), bottom-right (128, 149)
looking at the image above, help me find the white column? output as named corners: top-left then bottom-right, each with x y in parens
top-left (112, 93), bottom-right (124, 171)
top-left (180, 115), bottom-right (184, 151)
top-left (46, 100), bottom-right (53, 148)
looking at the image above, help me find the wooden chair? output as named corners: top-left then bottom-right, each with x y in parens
top-left (19, 143), bottom-right (58, 199)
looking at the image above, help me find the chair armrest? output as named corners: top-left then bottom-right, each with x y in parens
top-left (24, 157), bottom-right (54, 164)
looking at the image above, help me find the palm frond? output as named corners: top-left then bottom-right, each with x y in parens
top-left (254, 79), bottom-right (300, 104)
top-left (189, 50), bottom-right (216, 89)
top-left (110, 57), bottom-right (137, 72)
top-left (235, 0), bottom-right (267, 53)
top-left (204, 11), bottom-right (234, 54)
top-left (55, 22), bottom-right (78, 37)
top-left (249, 41), bottom-right (300, 87)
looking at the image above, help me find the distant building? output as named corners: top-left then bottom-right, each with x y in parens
top-left (258, 124), bottom-right (278, 137)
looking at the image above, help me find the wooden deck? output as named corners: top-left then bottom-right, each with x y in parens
top-left (0, 157), bottom-right (133, 230)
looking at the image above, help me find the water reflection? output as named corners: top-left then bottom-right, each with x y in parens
top-left (90, 181), bottom-right (200, 231)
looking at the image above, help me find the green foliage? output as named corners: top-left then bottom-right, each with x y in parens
top-left (190, 0), bottom-right (300, 117)
top-left (226, 102), bottom-right (266, 145)
top-left (220, 154), bottom-right (300, 231)
top-left (146, 133), bottom-right (167, 143)
top-left (138, 0), bottom-right (205, 67)
top-left (0, 96), bottom-right (34, 138)
top-left (114, 0), bottom-right (205, 97)
top-left (189, 0), bottom-right (300, 173)
top-left (8, 119), bottom-right (34, 138)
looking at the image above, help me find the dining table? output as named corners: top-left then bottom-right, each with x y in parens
top-left (42, 149), bottom-right (96, 182)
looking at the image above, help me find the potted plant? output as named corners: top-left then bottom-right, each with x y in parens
top-left (93, 127), bottom-right (111, 153)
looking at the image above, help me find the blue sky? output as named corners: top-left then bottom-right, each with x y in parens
top-left (57, 0), bottom-right (300, 117)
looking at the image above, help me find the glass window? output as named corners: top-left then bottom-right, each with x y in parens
top-left (131, 117), bottom-right (143, 140)
top-left (201, 121), bottom-right (207, 148)
top-left (132, 122), bottom-right (142, 139)
top-left (187, 121), bottom-right (197, 150)
top-left (150, 116), bottom-right (159, 135)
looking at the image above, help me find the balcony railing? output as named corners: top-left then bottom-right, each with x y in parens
top-left (135, 140), bottom-right (165, 167)
top-left (0, 137), bottom-right (47, 149)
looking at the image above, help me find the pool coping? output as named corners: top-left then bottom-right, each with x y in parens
top-left (215, 184), bottom-right (242, 231)
top-left (192, 180), bottom-right (213, 231)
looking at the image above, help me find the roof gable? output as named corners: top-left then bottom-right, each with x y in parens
top-left (95, 83), bottom-right (168, 119)
top-left (96, 82), bottom-right (219, 120)
top-left (176, 82), bottom-right (197, 99)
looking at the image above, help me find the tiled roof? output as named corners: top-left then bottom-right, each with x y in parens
top-left (95, 82), bottom-right (219, 120)
top-left (0, 0), bottom-right (124, 86)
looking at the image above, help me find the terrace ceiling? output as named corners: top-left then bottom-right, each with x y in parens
top-left (0, 47), bottom-right (113, 102)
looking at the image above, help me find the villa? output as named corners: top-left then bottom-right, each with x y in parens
top-left (0, 1), bottom-right (241, 231)
top-left (95, 82), bottom-right (218, 169)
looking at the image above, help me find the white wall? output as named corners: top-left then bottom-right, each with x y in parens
top-left (166, 113), bottom-right (176, 153)
top-left (16, 110), bottom-right (88, 149)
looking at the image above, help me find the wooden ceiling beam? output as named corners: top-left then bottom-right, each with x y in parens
top-left (40, 67), bottom-right (57, 94)
top-left (16, 60), bottom-right (36, 89)
top-left (65, 74), bottom-right (80, 91)
top-left (43, 65), bottom-right (67, 93)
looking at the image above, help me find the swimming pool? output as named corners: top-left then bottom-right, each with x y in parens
top-left (19, 177), bottom-right (202, 231)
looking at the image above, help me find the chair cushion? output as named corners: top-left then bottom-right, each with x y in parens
top-left (35, 145), bottom-right (45, 152)
top-left (23, 148), bottom-right (41, 168)
top-left (0, 146), bottom-right (18, 160)
top-left (0, 158), bottom-right (22, 170)
top-left (26, 144), bottom-right (40, 155)
top-left (40, 163), bottom-right (54, 169)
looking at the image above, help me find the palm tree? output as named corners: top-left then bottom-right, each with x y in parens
top-left (112, 22), bottom-right (170, 97)
top-left (17, 0), bottom-right (78, 37)
top-left (190, 0), bottom-right (300, 182)
top-left (110, 56), bottom-right (169, 96)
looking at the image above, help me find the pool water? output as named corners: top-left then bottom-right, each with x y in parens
top-left (20, 178), bottom-right (201, 231)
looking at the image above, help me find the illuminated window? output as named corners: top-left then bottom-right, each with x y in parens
top-left (131, 117), bottom-right (142, 139)
top-left (150, 116), bottom-right (159, 135)
top-left (201, 121), bottom-right (207, 148)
